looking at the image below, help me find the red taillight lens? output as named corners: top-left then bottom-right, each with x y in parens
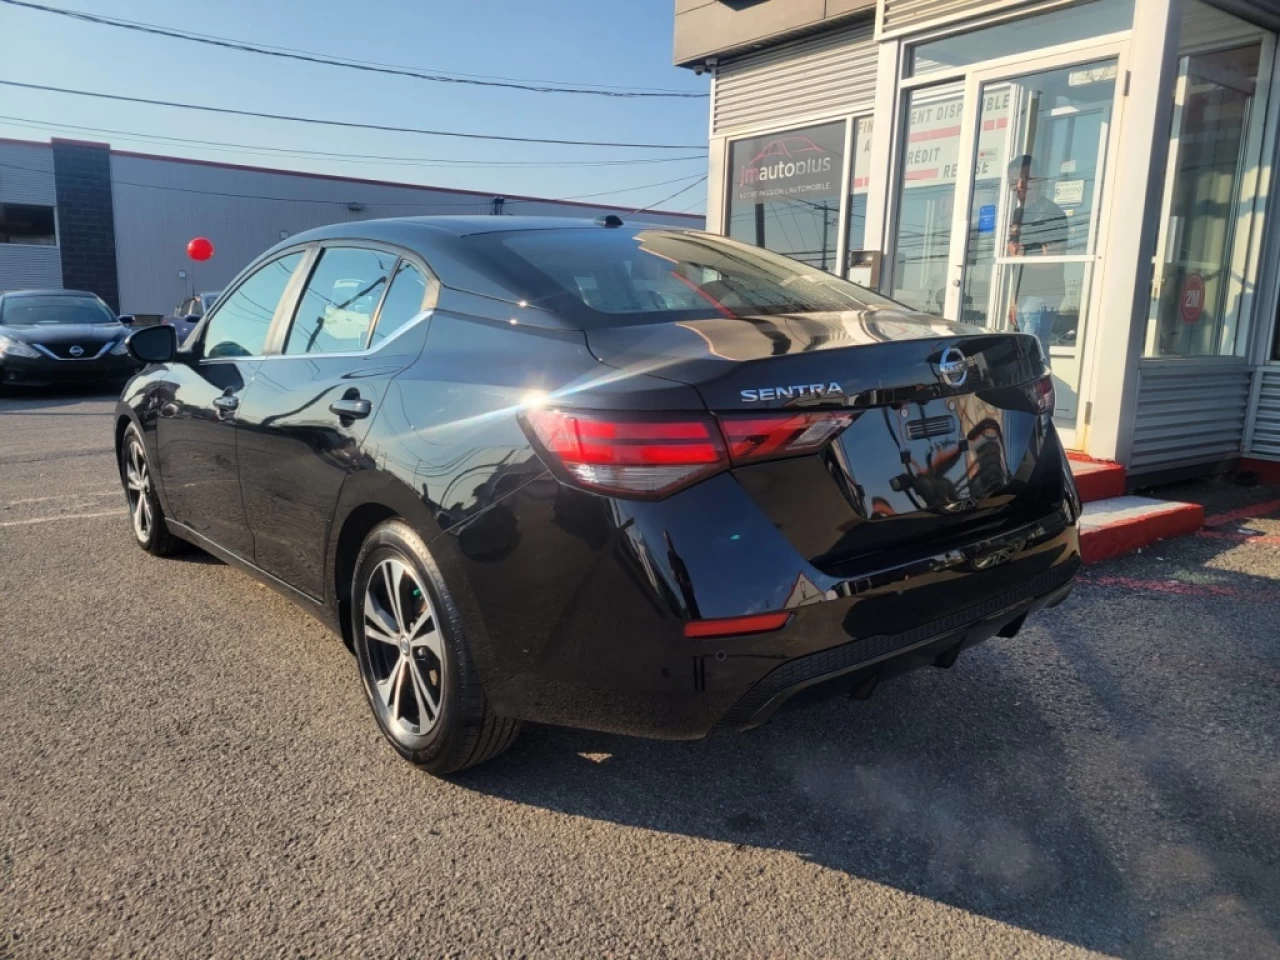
top-left (684, 611), bottom-right (791, 638)
top-left (719, 412), bottom-right (856, 464)
top-left (525, 408), bottom-right (854, 498)
top-left (524, 409), bottom-right (726, 497)
top-left (1031, 373), bottom-right (1055, 416)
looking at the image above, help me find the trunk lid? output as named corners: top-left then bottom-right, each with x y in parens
top-left (585, 309), bottom-right (1059, 574)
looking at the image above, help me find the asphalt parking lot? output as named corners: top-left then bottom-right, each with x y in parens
top-left (2, 391), bottom-right (1278, 960)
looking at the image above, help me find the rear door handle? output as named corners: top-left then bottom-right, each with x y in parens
top-left (213, 395), bottom-right (239, 412)
top-left (330, 397), bottom-right (372, 419)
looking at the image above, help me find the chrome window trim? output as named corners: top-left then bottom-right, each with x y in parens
top-left (257, 308), bottom-right (435, 361)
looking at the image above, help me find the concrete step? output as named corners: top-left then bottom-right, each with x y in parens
top-left (1079, 495), bottom-right (1205, 565)
top-left (1069, 455), bottom-right (1126, 503)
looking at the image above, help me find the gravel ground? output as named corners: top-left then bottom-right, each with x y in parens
top-left (1, 391), bottom-right (1278, 960)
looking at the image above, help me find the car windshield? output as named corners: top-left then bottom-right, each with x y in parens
top-left (1, 297), bottom-right (115, 325)
top-left (463, 228), bottom-right (902, 328)
top-left (200, 293), bottom-right (219, 311)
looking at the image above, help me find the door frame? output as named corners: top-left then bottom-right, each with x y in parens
top-left (946, 40), bottom-right (1129, 448)
top-left (885, 33), bottom-right (1132, 450)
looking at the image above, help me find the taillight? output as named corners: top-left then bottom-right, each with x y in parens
top-left (523, 408), bottom-right (855, 498)
top-left (720, 412), bottom-right (856, 464)
top-left (523, 409), bottom-right (726, 497)
top-left (1031, 373), bottom-right (1055, 417)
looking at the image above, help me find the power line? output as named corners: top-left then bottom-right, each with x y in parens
top-left (0, 0), bottom-right (707, 100)
top-left (0, 80), bottom-right (708, 150)
top-left (0, 159), bottom-right (705, 215)
top-left (0, 114), bottom-right (706, 169)
top-left (624, 176), bottom-right (708, 216)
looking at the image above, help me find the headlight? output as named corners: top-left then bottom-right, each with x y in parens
top-left (0, 334), bottom-right (41, 359)
top-left (110, 339), bottom-right (130, 356)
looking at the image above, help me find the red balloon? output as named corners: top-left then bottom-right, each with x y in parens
top-left (187, 237), bottom-right (214, 261)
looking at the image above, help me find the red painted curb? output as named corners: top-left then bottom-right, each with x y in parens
top-left (1080, 503), bottom-right (1206, 565)
top-left (1070, 460), bottom-right (1127, 503)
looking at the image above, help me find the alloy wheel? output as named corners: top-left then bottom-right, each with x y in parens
top-left (123, 437), bottom-right (153, 542)
top-left (363, 557), bottom-right (445, 738)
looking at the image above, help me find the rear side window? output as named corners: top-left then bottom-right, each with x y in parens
top-left (369, 261), bottom-right (428, 349)
top-left (462, 228), bottom-right (901, 328)
top-left (285, 247), bottom-right (397, 356)
top-left (203, 253), bottom-right (303, 359)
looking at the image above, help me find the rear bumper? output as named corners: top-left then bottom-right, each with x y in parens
top-left (718, 557), bottom-right (1076, 731)
top-left (460, 468), bottom-right (1080, 740)
top-left (0, 353), bottom-right (139, 386)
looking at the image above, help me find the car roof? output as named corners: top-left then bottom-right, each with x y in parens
top-left (280, 215), bottom-right (685, 249)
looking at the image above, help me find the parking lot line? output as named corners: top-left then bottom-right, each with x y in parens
top-left (0, 510), bottom-right (122, 528)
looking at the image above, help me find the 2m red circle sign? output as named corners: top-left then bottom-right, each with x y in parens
top-left (1180, 273), bottom-right (1205, 325)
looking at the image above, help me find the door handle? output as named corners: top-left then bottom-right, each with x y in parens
top-left (213, 394), bottom-right (239, 412)
top-left (330, 397), bottom-right (372, 419)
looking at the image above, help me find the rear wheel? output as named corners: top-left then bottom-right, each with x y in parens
top-left (351, 520), bottom-right (520, 774)
top-left (119, 424), bottom-right (184, 556)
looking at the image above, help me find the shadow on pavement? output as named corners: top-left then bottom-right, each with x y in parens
top-left (454, 486), bottom-right (1280, 960)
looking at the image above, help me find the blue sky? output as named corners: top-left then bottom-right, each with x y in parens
top-left (0, 0), bottom-right (709, 213)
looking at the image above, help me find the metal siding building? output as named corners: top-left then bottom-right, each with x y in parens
top-left (0, 141), bottom-right (62, 290)
top-left (1, 138), bottom-right (703, 315)
top-left (677, 0), bottom-right (1280, 481)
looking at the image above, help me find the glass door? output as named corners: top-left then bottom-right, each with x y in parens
top-left (886, 45), bottom-right (1125, 431)
top-left (952, 55), bottom-right (1122, 425)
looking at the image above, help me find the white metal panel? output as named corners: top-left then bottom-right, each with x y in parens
top-left (879, 0), bottom-right (1028, 38)
top-left (712, 21), bottom-right (878, 135)
top-left (0, 245), bottom-right (62, 292)
top-left (1246, 367), bottom-right (1280, 457)
top-left (0, 142), bottom-right (56, 205)
top-left (1129, 361), bottom-right (1252, 471)
top-left (109, 154), bottom-right (702, 315)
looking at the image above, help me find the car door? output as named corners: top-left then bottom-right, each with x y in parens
top-left (235, 244), bottom-right (434, 599)
top-left (155, 250), bottom-right (307, 558)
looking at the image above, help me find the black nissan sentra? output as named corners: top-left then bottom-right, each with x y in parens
top-left (0, 289), bottom-right (139, 389)
top-left (116, 217), bottom-right (1081, 774)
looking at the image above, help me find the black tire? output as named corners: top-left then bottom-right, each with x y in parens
top-left (351, 519), bottom-right (520, 774)
top-left (119, 423), bottom-right (184, 557)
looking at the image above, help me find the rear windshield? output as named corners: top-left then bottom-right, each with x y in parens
top-left (462, 228), bottom-right (901, 327)
top-left (1, 297), bottom-right (115, 325)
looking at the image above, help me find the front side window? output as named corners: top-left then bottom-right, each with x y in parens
top-left (369, 261), bottom-right (428, 349)
top-left (285, 247), bottom-right (397, 355)
top-left (0, 203), bottom-right (56, 246)
top-left (203, 253), bottom-right (303, 359)
top-left (726, 121), bottom-right (846, 272)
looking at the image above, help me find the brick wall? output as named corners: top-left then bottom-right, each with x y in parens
top-left (51, 140), bottom-right (120, 312)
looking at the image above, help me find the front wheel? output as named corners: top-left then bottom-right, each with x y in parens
top-left (351, 520), bottom-right (520, 774)
top-left (119, 424), bottom-right (184, 556)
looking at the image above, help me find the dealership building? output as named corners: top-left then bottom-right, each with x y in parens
top-left (0, 137), bottom-right (701, 317)
top-left (676, 0), bottom-right (1280, 478)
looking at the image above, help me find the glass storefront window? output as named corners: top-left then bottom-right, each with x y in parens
top-left (726, 121), bottom-right (845, 272)
top-left (1144, 38), bottom-right (1263, 358)
top-left (889, 83), bottom-right (963, 314)
top-left (908, 0), bottom-right (1133, 78)
top-left (846, 117), bottom-right (873, 255)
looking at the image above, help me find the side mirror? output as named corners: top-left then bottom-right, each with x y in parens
top-left (118, 314), bottom-right (135, 326)
top-left (127, 324), bottom-right (178, 364)
top-left (182, 313), bottom-right (201, 324)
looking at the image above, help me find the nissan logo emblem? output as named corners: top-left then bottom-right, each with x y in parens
top-left (937, 347), bottom-right (968, 387)
top-left (69, 345), bottom-right (84, 357)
